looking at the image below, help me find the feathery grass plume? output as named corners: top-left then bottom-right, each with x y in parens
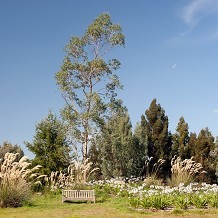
top-left (43, 158), bottom-right (99, 190)
top-left (44, 171), bottom-right (70, 191)
top-left (143, 157), bottom-right (165, 186)
top-left (67, 158), bottom-right (99, 188)
top-left (0, 153), bottom-right (42, 207)
top-left (170, 156), bottom-right (205, 186)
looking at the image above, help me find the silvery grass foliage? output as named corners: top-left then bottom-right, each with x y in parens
top-left (44, 171), bottom-right (70, 191)
top-left (44, 158), bottom-right (99, 190)
top-left (0, 153), bottom-right (42, 207)
top-left (68, 158), bottom-right (99, 185)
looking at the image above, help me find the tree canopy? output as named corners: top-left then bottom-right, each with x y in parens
top-left (25, 111), bottom-right (71, 175)
top-left (172, 117), bottom-right (190, 159)
top-left (55, 13), bottom-right (125, 160)
top-left (0, 141), bottom-right (24, 163)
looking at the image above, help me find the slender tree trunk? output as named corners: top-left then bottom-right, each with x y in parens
top-left (83, 129), bottom-right (89, 160)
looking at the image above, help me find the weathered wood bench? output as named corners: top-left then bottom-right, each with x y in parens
top-left (62, 190), bottom-right (95, 203)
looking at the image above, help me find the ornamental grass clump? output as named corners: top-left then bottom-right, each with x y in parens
top-left (44, 171), bottom-right (70, 191)
top-left (144, 158), bottom-right (165, 186)
top-left (43, 158), bottom-right (99, 191)
top-left (65, 158), bottom-right (99, 189)
top-left (0, 153), bottom-right (41, 207)
top-left (170, 156), bottom-right (205, 186)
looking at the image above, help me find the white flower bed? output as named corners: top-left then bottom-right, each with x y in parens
top-left (89, 178), bottom-right (218, 210)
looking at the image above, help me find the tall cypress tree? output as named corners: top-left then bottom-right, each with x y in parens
top-left (145, 99), bottom-right (171, 161)
top-left (172, 117), bottom-right (190, 159)
top-left (188, 132), bottom-right (197, 157)
top-left (144, 99), bottom-right (172, 178)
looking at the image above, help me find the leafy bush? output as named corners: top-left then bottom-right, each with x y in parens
top-left (140, 197), bottom-right (151, 209)
top-left (129, 197), bottom-right (140, 209)
top-left (191, 194), bottom-right (208, 209)
top-left (174, 195), bottom-right (190, 210)
top-left (94, 185), bottom-right (110, 202)
top-left (208, 193), bottom-right (218, 208)
top-left (150, 194), bottom-right (171, 210)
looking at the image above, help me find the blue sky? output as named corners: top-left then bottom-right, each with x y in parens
top-left (1, 0), bottom-right (218, 158)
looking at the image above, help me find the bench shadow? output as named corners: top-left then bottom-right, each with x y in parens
top-left (63, 200), bottom-right (93, 204)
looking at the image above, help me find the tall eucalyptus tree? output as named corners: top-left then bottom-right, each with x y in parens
top-left (56, 13), bottom-right (125, 160)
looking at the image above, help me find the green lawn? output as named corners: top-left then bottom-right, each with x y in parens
top-left (0, 194), bottom-right (218, 218)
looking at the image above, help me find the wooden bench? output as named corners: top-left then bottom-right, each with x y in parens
top-left (62, 190), bottom-right (95, 203)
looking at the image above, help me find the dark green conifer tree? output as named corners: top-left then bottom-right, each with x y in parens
top-left (188, 132), bottom-right (197, 157)
top-left (144, 99), bottom-right (172, 179)
top-left (172, 117), bottom-right (190, 159)
top-left (145, 99), bottom-right (171, 161)
top-left (195, 128), bottom-right (216, 183)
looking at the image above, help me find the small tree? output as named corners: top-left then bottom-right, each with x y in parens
top-left (0, 141), bottom-right (24, 164)
top-left (55, 13), bottom-right (125, 160)
top-left (25, 111), bottom-right (71, 175)
top-left (99, 109), bottom-right (134, 178)
top-left (194, 128), bottom-right (216, 183)
top-left (88, 138), bottom-right (102, 179)
top-left (132, 117), bottom-right (149, 177)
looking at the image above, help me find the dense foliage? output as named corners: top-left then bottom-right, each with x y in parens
top-left (96, 108), bottom-right (134, 178)
top-left (0, 142), bottom-right (24, 164)
top-left (55, 13), bottom-right (125, 160)
top-left (25, 111), bottom-right (71, 175)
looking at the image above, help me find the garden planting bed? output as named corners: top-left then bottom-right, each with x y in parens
top-left (89, 178), bottom-right (218, 211)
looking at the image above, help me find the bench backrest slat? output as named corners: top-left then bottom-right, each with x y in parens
top-left (62, 190), bottom-right (95, 203)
